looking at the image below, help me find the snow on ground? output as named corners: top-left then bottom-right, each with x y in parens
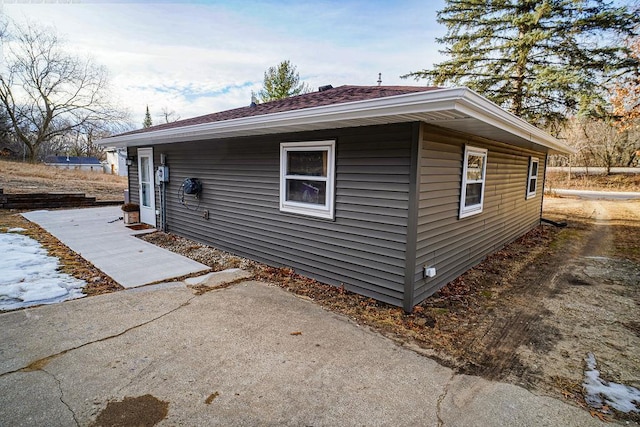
top-left (0, 230), bottom-right (86, 311)
top-left (583, 352), bottom-right (640, 413)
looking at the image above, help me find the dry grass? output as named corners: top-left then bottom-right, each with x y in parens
top-left (546, 171), bottom-right (640, 192)
top-left (0, 158), bottom-right (127, 201)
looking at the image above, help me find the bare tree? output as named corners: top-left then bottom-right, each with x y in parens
top-left (158, 107), bottom-right (180, 124)
top-left (47, 120), bottom-right (131, 160)
top-left (0, 21), bottom-right (129, 162)
top-left (562, 117), bottom-right (638, 174)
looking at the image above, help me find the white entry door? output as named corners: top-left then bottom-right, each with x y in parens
top-left (137, 148), bottom-right (156, 226)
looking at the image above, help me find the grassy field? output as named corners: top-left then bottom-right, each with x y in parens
top-left (545, 171), bottom-right (640, 192)
top-left (0, 158), bottom-right (127, 201)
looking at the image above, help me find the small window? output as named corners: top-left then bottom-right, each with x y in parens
top-left (527, 157), bottom-right (539, 199)
top-left (459, 145), bottom-right (488, 218)
top-left (280, 140), bottom-right (335, 220)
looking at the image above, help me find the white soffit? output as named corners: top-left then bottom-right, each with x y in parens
top-left (99, 88), bottom-right (575, 155)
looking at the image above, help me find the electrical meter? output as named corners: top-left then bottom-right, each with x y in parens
top-left (156, 166), bottom-right (169, 183)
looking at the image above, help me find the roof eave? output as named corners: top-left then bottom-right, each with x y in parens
top-left (452, 90), bottom-right (577, 155)
top-left (97, 87), bottom-right (575, 155)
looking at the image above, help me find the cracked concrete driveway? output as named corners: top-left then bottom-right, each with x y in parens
top-left (0, 280), bottom-right (605, 426)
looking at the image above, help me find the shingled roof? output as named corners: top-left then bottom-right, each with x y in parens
top-left (101, 85), bottom-right (574, 155)
top-left (121, 85), bottom-right (439, 137)
top-left (44, 156), bottom-right (102, 165)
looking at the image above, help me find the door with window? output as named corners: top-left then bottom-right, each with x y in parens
top-left (137, 148), bottom-right (156, 226)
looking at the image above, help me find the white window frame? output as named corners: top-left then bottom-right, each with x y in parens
top-left (280, 140), bottom-right (336, 220)
top-left (459, 145), bottom-right (488, 219)
top-left (526, 157), bottom-right (539, 199)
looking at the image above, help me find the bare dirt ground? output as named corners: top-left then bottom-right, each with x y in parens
top-left (433, 196), bottom-right (639, 422)
top-left (0, 158), bottom-right (127, 201)
top-left (3, 164), bottom-right (638, 422)
top-left (530, 198), bottom-right (640, 421)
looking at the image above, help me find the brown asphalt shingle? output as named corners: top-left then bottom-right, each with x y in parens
top-left (119, 85), bottom-right (440, 137)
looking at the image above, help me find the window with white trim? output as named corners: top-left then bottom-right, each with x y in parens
top-left (459, 145), bottom-right (488, 218)
top-left (526, 157), bottom-right (539, 199)
top-left (280, 140), bottom-right (335, 220)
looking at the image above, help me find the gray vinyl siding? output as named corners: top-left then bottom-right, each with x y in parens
top-left (127, 147), bottom-right (139, 203)
top-left (136, 123), bottom-right (414, 306)
top-left (413, 124), bottom-right (546, 305)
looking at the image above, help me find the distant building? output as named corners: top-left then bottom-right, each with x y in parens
top-left (105, 147), bottom-right (128, 176)
top-left (44, 155), bottom-right (104, 173)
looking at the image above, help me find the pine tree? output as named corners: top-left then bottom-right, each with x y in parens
top-left (258, 60), bottom-right (310, 102)
top-left (143, 105), bottom-right (153, 128)
top-left (403, 0), bottom-right (639, 127)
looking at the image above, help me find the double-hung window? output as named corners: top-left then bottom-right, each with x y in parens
top-left (280, 140), bottom-right (335, 220)
top-left (526, 157), bottom-right (539, 199)
top-left (459, 145), bottom-right (488, 218)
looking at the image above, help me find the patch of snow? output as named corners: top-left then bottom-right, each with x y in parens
top-left (0, 233), bottom-right (86, 311)
top-left (7, 227), bottom-right (26, 233)
top-left (583, 352), bottom-right (640, 413)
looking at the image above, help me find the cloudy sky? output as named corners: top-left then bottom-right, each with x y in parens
top-left (2, 0), bottom-right (447, 128)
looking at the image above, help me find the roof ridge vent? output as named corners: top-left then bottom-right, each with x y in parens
top-left (318, 85), bottom-right (333, 92)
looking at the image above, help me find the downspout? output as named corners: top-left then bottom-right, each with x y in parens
top-left (402, 122), bottom-right (422, 313)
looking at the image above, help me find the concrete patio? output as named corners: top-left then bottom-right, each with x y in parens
top-left (0, 281), bottom-right (606, 427)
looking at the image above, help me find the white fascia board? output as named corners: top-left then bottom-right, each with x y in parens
top-left (98, 87), bottom-right (575, 155)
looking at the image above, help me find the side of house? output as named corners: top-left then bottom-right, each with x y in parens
top-left (411, 124), bottom-right (546, 307)
top-left (129, 123), bottom-right (416, 307)
top-left (126, 121), bottom-right (547, 309)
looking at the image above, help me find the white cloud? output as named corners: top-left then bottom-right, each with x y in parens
top-left (2, 1), bottom-right (446, 126)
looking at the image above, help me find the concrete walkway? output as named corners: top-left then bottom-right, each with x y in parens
top-left (22, 207), bottom-right (209, 288)
top-left (0, 281), bottom-right (605, 427)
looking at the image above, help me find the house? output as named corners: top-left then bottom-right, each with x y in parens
top-left (44, 155), bottom-right (104, 172)
top-left (98, 85), bottom-right (574, 311)
top-left (104, 147), bottom-right (129, 176)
